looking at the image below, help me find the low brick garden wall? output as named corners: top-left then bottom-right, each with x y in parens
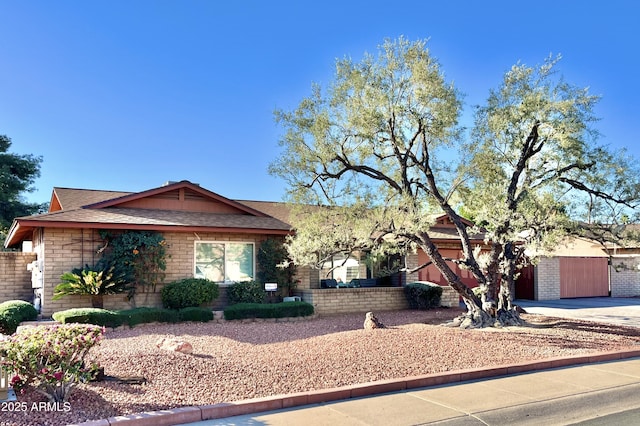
top-left (299, 285), bottom-right (460, 315)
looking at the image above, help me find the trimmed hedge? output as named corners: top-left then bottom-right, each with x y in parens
top-left (404, 282), bottom-right (443, 309)
top-left (119, 307), bottom-right (179, 326)
top-left (52, 308), bottom-right (123, 328)
top-left (161, 278), bottom-right (219, 309)
top-left (52, 306), bottom-right (214, 328)
top-left (224, 301), bottom-right (314, 320)
top-left (178, 307), bottom-right (214, 322)
top-left (0, 300), bottom-right (39, 334)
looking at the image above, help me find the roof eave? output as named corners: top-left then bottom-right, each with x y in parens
top-left (4, 219), bottom-right (26, 248)
top-left (5, 219), bottom-right (292, 239)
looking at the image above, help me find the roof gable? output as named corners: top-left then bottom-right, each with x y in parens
top-left (85, 181), bottom-right (268, 216)
top-left (428, 214), bottom-right (475, 228)
top-left (51, 188), bottom-right (133, 212)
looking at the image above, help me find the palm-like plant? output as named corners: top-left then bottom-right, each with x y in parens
top-left (53, 262), bottom-right (133, 308)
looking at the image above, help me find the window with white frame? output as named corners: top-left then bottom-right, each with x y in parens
top-left (320, 253), bottom-right (362, 284)
top-left (194, 241), bottom-right (254, 282)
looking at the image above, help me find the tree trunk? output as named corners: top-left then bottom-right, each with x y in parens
top-left (90, 294), bottom-right (104, 309)
top-left (417, 232), bottom-right (494, 328)
top-left (496, 245), bottom-right (524, 326)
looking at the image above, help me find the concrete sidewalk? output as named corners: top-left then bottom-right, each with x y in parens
top-left (180, 356), bottom-right (640, 426)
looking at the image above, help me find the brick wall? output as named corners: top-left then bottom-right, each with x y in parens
top-left (299, 284), bottom-right (460, 315)
top-left (440, 285), bottom-right (460, 307)
top-left (534, 257), bottom-right (561, 300)
top-left (295, 266), bottom-right (319, 290)
top-left (404, 252), bottom-right (420, 286)
top-left (41, 228), bottom-right (100, 316)
top-left (0, 252), bottom-right (37, 303)
top-left (39, 228), bottom-right (273, 317)
top-left (610, 257), bottom-right (640, 297)
top-left (299, 287), bottom-right (409, 315)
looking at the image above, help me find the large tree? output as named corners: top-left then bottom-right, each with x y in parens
top-left (0, 134), bottom-right (47, 244)
top-left (270, 38), bottom-right (640, 328)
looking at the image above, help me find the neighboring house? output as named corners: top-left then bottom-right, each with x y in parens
top-left (535, 236), bottom-right (640, 300)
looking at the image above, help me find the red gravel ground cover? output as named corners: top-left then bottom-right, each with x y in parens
top-left (2, 308), bottom-right (640, 426)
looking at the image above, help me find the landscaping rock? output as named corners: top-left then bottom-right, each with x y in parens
top-left (364, 311), bottom-right (385, 329)
top-left (156, 338), bottom-right (193, 354)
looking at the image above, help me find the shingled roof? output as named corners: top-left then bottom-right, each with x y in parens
top-left (5, 181), bottom-right (292, 248)
top-left (5, 180), bottom-right (484, 249)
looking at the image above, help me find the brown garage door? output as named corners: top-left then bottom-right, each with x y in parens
top-left (559, 257), bottom-right (609, 298)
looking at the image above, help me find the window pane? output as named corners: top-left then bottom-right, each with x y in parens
top-left (226, 243), bottom-right (254, 282)
top-left (195, 243), bottom-right (225, 282)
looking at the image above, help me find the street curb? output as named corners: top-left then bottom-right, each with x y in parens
top-left (70, 348), bottom-right (640, 426)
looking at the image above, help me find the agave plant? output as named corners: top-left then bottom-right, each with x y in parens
top-left (53, 262), bottom-right (133, 308)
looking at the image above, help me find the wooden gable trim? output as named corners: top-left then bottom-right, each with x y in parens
top-left (83, 180), bottom-right (269, 216)
top-left (49, 190), bottom-right (63, 212)
top-left (434, 214), bottom-right (475, 228)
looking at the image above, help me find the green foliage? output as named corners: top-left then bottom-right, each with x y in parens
top-left (0, 323), bottom-right (103, 402)
top-left (161, 278), bottom-right (219, 309)
top-left (269, 36), bottom-right (640, 325)
top-left (52, 306), bottom-right (212, 328)
top-left (98, 231), bottom-right (167, 293)
top-left (0, 134), bottom-right (48, 243)
top-left (227, 281), bottom-right (265, 304)
top-left (53, 262), bottom-right (134, 303)
top-left (270, 37), bottom-right (462, 270)
top-left (224, 302), bottom-right (314, 320)
top-left (256, 238), bottom-right (297, 296)
top-left (118, 307), bottom-right (179, 326)
top-left (472, 286), bottom-right (484, 298)
top-left (177, 307), bottom-right (214, 322)
top-left (0, 300), bottom-right (38, 334)
top-left (404, 282), bottom-right (443, 310)
top-left (52, 308), bottom-right (123, 329)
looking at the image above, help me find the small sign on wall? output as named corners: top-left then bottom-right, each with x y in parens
top-left (265, 283), bottom-right (278, 292)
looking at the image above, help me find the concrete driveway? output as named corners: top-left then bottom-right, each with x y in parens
top-left (516, 297), bottom-right (640, 328)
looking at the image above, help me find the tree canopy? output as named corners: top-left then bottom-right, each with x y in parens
top-left (0, 134), bottom-right (47, 244)
top-left (270, 37), bottom-right (640, 328)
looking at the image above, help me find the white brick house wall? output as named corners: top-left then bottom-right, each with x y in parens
top-left (610, 257), bottom-right (640, 297)
top-left (534, 257), bottom-right (561, 300)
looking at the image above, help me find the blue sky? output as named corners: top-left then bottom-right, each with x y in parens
top-left (1, 1), bottom-right (638, 205)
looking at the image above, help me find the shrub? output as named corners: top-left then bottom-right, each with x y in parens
top-left (226, 281), bottom-right (265, 305)
top-left (256, 238), bottom-right (297, 296)
top-left (0, 300), bottom-right (38, 334)
top-left (224, 301), bottom-right (314, 320)
top-left (178, 307), bottom-right (214, 322)
top-left (0, 323), bottom-right (103, 402)
top-left (52, 308), bottom-right (123, 329)
top-left (98, 230), bottom-right (167, 294)
top-left (161, 278), bottom-right (219, 309)
top-left (404, 282), bottom-right (443, 309)
top-left (53, 262), bottom-right (134, 309)
top-left (119, 307), bottom-right (179, 327)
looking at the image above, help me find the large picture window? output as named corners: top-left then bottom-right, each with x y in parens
top-left (194, 241), bottom-right (254, 282)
